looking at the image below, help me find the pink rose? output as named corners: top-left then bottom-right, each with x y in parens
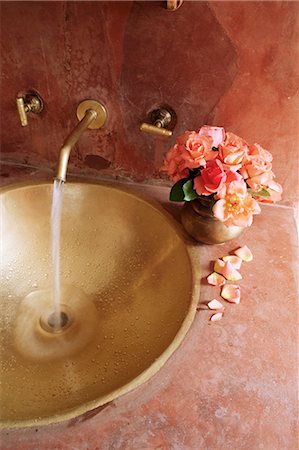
top-left (198, 125), bottom-right (225, 148)
top-left (194, 159), bottom-right (227, 196)
top-left (218, 132), bottom-right (249, 168)
top-left (177, 131), bottom-right (215, 169)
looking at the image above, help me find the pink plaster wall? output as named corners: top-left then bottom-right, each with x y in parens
top-left (1, 1), bottom-right (298, 203)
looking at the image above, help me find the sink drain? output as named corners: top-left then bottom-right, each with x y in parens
top-left (14, 285), bottom-right (98, 360)
top-left (40, 307), bottom-right (72, 334)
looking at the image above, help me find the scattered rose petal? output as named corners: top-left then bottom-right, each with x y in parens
top-left (208, 299), bottom-right (224, 310)
top-left (207, 272), bottom-right (226, 286)
top-left (234, 245), bottom-right (253, 262)
top-left (222, 255), bottom-right (242, 270)
top-left (221, 284), bottom-right (241, 304)
top-left (222, 261), bottom-right (242, 281)
top-left (210, 312), bottom-right (223, 322)
top-left (214, 258), bottom-right (226, 274)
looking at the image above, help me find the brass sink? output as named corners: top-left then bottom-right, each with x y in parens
top-left (0, 181), bottom-right (200, 428)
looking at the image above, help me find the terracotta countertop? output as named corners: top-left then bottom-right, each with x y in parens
top-left (1, 174), bottom-right (298, 450)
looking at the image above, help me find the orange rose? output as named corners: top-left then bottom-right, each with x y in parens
top-left (177, 131), bottom-right (215, 169)
top-left (161, 144), bottom-right (189, 182)
top-left (213, 180), bottom-right (261, 227)
top-left (240, 143), bottom-right (273, 179)
top-left (161, 131), bottom-right (216, 181)
top-left (241, 144), bottom-right (283, 203)
top-left (218, 132), bottom-right (249, 168)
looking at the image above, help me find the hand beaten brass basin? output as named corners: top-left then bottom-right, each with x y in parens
top-left (0, 181), bottom-right (200, 428)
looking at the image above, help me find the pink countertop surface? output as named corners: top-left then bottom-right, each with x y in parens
top-left (0, 173), bottom-right (298, 450)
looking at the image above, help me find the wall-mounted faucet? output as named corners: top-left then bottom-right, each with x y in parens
top-left (16, 91), bottom-right (43, 126)
top-left (56, 100), bottom-right (107, 182)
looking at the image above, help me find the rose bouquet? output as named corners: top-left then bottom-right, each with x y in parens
top-left (161, 126), bottom-right (282, 228)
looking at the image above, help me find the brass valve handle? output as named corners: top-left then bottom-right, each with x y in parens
top-left (140, 108), bottom-right (173, 138)
top-left (16, 92), bottom-right (43, 126)
top-left (140, 123), bottom-right (172, 138)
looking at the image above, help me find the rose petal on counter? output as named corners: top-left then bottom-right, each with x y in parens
top-left (222, 255), bottom-right (242, 270)
top-left (222, 261), bottom-right (242, 281)
top-left (210, 312), bottom-right (223, 322)
top-left (207, 272), bottom-right (226, 286)
top-left (221, 284), bottom-right (241, 304)
top-left (207, 299), bottom-right (224, 310)
top-left (214, 258), bottom-right (226, 274)
top-left (234, 245), bottom-right (253, 262)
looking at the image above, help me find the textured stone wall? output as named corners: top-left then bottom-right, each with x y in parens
top-left (1, 1), bottom-right (298, 203)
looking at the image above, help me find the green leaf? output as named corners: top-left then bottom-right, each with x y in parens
top-left (169, 178), bottom-right (189, 202)
top-left (182, 179), bottom-right (199, 201)
top-left (248, 187), bottom-right (270, 198)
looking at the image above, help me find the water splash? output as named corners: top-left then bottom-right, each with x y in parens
top-left (51, 179), bottom-right (64, 329)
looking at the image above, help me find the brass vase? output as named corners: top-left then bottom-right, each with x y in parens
top-left (180, 199), bottom-right (244, 245)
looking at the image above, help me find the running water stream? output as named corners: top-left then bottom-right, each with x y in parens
top-left (50, 178), bottom-right (64, 330)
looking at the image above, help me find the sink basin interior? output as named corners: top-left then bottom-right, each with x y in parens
top-left (0, 182), bottom-right (199, 428)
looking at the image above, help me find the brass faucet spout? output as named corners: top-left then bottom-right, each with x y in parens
top-left (55, 100), bottom-right (108, 182)
top-left (56, 109), bottom-right (97, 182)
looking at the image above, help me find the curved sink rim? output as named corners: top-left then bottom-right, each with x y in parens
top-left (0, 180), bottom-right (201, 429)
